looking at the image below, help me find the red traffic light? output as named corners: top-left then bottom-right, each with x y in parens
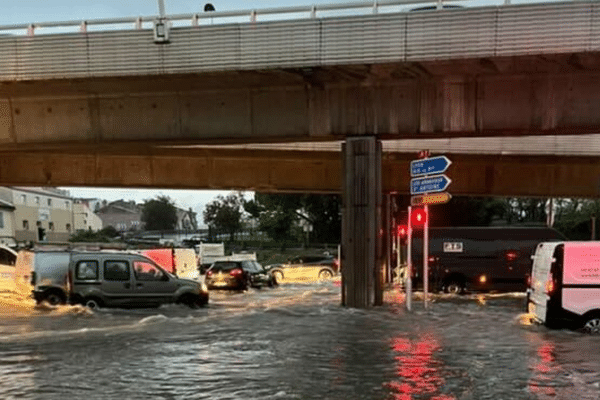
top-left (411, 207), bottom-right (427, 226)
top-left (396, 224), bottom-right (408, 237)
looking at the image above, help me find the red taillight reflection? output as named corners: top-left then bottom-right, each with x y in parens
top-left (506, 251), bottom-right (518, 261)
top-left (526, 275), bottom-right (532, 287)
top-left (428, 256), bottom-right (436, 263)
top-left (230, 268), bottom-right (243, 276)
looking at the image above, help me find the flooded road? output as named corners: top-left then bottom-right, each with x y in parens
top-left (0, 281), bottom-right (599, 400)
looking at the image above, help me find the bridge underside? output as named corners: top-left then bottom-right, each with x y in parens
top-left (1, 145), bottom-right (598, 198)
top-left (4, 54), bottom-right (600, 147)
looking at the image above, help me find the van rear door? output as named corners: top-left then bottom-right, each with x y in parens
top-left (528, 242), bottom-right (559, 323)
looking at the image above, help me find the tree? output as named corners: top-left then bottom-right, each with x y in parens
top-left (553, 199), bottom-right (600, 240)
top-left (69, 225), bottom-right (121, 243)
top-left (302, 194), bottom-right (341, 244)
top-left (141, 196), bottom-right (177, 231)
top-left (203, 192), bottom-right (245, 241)
top-left (244, 193), bottom-right (341, 244)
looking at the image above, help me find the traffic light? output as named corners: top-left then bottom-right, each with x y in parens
top-left (396, 224), bottom-right (408, 238)
top-left (411, 207), bottom-right (427, 227)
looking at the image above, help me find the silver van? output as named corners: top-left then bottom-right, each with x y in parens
top-left (527, 241), bottom-right (600, 333)
top-left (16, 250), bottom-right (209, 309)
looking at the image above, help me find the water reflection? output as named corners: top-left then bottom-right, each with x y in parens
top-left (386, 334), bottom-right (456, 400)
top-left (528, 341), bottom-right (558, 398)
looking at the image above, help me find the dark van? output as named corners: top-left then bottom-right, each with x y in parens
top-left (409, 227), bottom-right (566, 293)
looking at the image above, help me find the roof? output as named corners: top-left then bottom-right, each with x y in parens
top-left (9, 186), bottom-right (72, 200)
top-left (0, 199), bottom-right (15, 210)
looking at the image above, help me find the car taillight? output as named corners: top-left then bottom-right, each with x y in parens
top-left (545, 273), bottom-right (555, 294)
top-left (230, 268), bottom-right (243, 276)
top-left (428, 256), bottom-right (436, 263)
top-left (526, 275), bottom-right (532, 287)
top-left (506, 251), bottom-right (518, 261)
top-left (206, 270), bottom-right (213, 276)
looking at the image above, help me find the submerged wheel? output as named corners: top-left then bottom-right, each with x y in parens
top-left (43, 291), bottom-right (66, 306)
top-left (319, 269), bottom-right (333, 279)
top-left (272, 270), bottom-right (284, 282)
top-left (445, 281), bottom-right (464, 295)
top-left (84, 298), bottom-right (101, 310)
top-left (582, 315), bottom-right (600, 334)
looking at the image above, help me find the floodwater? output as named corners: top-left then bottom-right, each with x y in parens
top-left (0, 279), bottom-right (599, 400)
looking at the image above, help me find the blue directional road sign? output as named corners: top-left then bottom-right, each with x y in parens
top-left (410, 156), bottom-right (452, 177)
top-left (410, 174), bottom-right (452, 195)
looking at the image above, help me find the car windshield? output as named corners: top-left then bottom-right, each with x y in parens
top-left (251, 261), bottom-right (266, 272)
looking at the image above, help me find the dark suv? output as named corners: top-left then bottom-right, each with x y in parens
top-left (205, 260), bottom-right (276, 290)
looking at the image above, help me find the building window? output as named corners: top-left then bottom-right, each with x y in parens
top-left (35, 197), bottom-right (40, 205)
top-left (0, 212), bottom-right (3, 229)
top-left (23, 220), bottom-right (29, 230)
top-left (66, 223), bottom-right (71, 232)
top-left (83, 219), bottom-right (87, 227)
top-left (47, 199), bottom-right (52, 207)
top-left (21, 195), bottom-right (26, 204)
top-left (65, 201), bottom-right (70, 209)
top-left (49, 222), bottom-right (55, 231)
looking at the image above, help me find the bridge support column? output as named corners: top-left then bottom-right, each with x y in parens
top-left (341, 136), bottom-right (383, 308)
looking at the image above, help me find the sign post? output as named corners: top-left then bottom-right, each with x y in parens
top-left (424, 204), bottom-right (429, 310)
top-left (409, 152), bottom-right (452, 312)
top-left (406, 206), bottom-right (412, 312)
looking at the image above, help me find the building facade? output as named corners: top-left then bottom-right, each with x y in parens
top-left (176, 208), bottom-right (198, 231)
top-left (73, 200), bottom-right (103, 232)
top-left (0, 187), bottom-right (74, 243)
top-left (0, 199), bottom-right (16, 245)
top-left (96, 200), bottom-right (143, 232)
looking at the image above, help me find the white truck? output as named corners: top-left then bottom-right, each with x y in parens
top-left (195, 243), bottom-right (225, 273)
top-left (527, 241), bottom-right (600, 333)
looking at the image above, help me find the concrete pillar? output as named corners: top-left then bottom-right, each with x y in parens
top-left (341, 136), bottom-right (383, 308)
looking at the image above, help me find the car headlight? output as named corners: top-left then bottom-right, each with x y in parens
top-left (201, 283), bottom-right (208, 292)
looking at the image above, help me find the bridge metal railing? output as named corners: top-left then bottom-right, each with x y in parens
top-left (0, 1), bottom-right (596, 81)
top-left (0, 0), bottom-right (468, 35)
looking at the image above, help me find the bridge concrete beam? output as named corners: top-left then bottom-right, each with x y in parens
top-left (0, 147), bottom-right (598, 198)
top-left (3, 66), bottom-right (600, 145)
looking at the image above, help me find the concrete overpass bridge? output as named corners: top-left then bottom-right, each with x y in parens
top-left (1, 0), bottom-right (600, 307)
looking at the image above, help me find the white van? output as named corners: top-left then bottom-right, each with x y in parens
top-left (527, 241), bottom-right (600, 333)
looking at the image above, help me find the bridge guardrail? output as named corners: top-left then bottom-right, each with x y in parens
top-left (0, 0), bottom-right (470, 35)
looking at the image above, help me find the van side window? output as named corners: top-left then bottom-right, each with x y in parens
top-left (133, 261), bottom-right (165, 281)
top-left (104, 261), bottom-right (130, 281)
top-left (76, 261), bottom-right (98, 280)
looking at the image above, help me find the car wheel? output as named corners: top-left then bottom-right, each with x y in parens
top-left (272, 270), bottom-right (284, 282)
top-left (83, 298), bottom-right (101, 310)
top-left (319, 269), bottom-right (333, 279)
top-left (582, 315), bottom-right (600, 334)
top-left (187, 294), bottom-right (207, 309)
top-left (43, 291), bottom-right (65, 306)
top-left (445, 281), bottom-right (464, 295)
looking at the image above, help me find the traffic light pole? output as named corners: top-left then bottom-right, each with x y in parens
top-left (406, 206), bottom-right (413, 312)
top-left (424, 204), bottom-right (429, 310)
